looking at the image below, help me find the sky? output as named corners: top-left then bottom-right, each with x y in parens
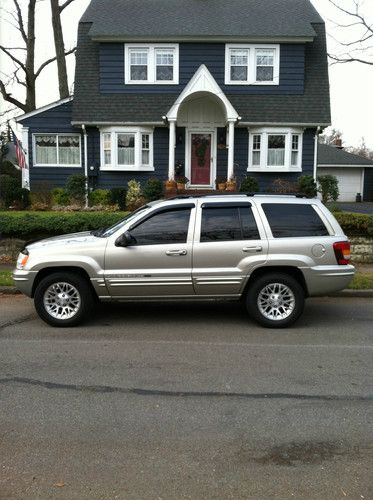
top-left (0, 0), bottom-right (372, 148)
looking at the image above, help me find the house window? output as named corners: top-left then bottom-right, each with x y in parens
top-left (125, 44), bottom-right (179, 84)
top-left (100, 127), bottom-right (154, 171)
top-left (34, 134), bottom-right (81, 166)
top-left (248, 128), bottom-right (303, 172)
top-left (225, 44), bottom-right (279, 85)
top-left (256, 49), bottom-right (275, 82)
top-left (230, 49), bottom-right (249, 82)
top-left (129, 49), bottom-right (148, 81)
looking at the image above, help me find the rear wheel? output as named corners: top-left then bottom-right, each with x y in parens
top-left (246, 273), bottom-right (305, 328)
top-left (34, 272), bottom-right (95, 327)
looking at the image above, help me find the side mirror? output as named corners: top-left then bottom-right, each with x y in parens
top-left (115, 231), bottom-right (136, 247)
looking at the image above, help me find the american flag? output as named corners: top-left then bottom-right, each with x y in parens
top-left (10, 127), bottom-right (28, 169)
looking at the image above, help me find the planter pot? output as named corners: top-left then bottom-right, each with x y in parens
top-left (226, 181), bottom-right (237, 192)
top-left (217, 182), bottom-right (226, 191)
top-left (164, 180), bottom-right (177, 194)
top-left (176, 182), bottom-right (186, 191)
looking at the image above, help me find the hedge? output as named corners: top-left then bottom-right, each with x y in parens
top-left (0, 209), bottom-right (372, 240)
top-left (333, 212), bottom-right (373, 237)
top-left (0, 211), bottom-right (128, 239)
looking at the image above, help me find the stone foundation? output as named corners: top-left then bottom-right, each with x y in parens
top-left (350, 237), bottom-right (373, 263)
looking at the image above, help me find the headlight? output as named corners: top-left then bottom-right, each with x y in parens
top-left (16, 248), bottom-right (29, 270)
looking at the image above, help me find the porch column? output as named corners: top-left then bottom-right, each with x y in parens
top-left (227, 120), bottom-right (235, 180)
top-left (168, 119), bottom-right (176, 180)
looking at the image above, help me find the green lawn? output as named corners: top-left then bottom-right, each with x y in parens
top-left (0, 271), bottom-right (13, 286)
top-left (1, 271), bottom-right (373, 290)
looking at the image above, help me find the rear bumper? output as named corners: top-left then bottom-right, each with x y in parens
top-left (12, 269), bottom-right (38, 297)
top-left (302, 265), bottom-right (355, 296)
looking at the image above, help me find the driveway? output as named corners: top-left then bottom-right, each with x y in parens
top-left (335, 202), bottom-right (373, 214)
top-left (0, 295), bottom-right (372, 499)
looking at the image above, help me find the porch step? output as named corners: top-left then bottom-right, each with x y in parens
top-left (164, 189), bottom-right (223, 198)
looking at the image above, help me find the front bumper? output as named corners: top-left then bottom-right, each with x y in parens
top-left (302, 264), bottom-right (355, 296)
top-left (12, 269), bottom-right (38, 297)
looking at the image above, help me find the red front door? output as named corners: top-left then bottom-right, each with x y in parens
top-left (191, 133), bottom-right (211, 185)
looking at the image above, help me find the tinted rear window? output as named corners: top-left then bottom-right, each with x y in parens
top-left (262, 203), bottom-right (329, 238)
top-left (201, 206), bottom-right (260, 242)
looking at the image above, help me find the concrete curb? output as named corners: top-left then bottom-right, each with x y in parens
top-left (1, 286), bottom-right (373, 298)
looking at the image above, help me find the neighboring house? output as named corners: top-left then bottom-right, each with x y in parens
top-left (318, 144), bottom-right (373, 202)
top-left (16, 0), bottom-right (331, 193)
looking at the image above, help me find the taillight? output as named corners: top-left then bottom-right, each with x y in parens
top-left (333, 241), bottom-right (351, 265)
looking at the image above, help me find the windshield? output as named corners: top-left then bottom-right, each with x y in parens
top-left (93, 205), bottom-right (150, 238)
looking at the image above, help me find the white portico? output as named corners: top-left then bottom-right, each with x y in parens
top-left (166, 65), bottom-right (239, 187)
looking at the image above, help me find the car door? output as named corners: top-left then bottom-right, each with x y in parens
top-left (192, 201), bottom-right (268, 296)
top-left (105, 203), bottom-right (196, 297)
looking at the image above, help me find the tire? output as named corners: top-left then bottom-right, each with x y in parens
top-left (34, 272), bottom-right (95, 327)
top-left (246, 273), bottom-right (305, 328)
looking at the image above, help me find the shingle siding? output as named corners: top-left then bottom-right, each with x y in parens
top-left (100, 43), bottom-right (304, 95)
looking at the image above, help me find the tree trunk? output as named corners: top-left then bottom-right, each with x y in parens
top-left (25, 0), bottom-right (37, 111)
top-left (50, 0), bottom-right (69, 98)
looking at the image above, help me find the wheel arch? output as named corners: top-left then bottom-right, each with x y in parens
top-left (31, 266), bottom-right (97, 299)
top-left (242, 266), bottom-right (309, 298)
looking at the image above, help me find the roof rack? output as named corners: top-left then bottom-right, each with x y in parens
top-left (165, 192), bottom-right (308, 200)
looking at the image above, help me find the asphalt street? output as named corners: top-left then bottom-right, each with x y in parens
top-left (0, 294), bottom-right (372, 499)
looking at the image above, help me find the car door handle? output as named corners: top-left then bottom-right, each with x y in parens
top-left (166, 249), bottom-right (187, 256)
top-left (242, 246), bottom-right (263, 253)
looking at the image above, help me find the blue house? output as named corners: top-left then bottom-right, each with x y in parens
top-left (16, 0), bottom-right (331, 193)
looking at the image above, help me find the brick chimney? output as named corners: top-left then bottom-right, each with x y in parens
top-left (334, 137), bottom-right (343, 149)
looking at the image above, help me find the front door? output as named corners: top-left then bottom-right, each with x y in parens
top-left (190, 133), bottom-right (212, 186)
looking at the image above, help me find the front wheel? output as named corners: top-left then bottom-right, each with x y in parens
top-left (246, 273), bottom-right (305, 328)
top-left (34, 272), bottom-right (95, 327)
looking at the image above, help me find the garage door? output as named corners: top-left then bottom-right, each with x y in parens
top-left (318, 167), bottom-right (363, 202)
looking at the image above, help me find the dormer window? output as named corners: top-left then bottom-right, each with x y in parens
top-left (225, 44), bottom-right (279, 85)
top-left (125, 44), bottom-right (179, 84)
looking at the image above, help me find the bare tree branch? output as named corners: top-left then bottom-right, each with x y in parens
top-left (0, 46), bottom-right (26, 72)
top-left (59, 0), bottom-right (76, 12)
top-left (34, 46), bottom-right (76, 78)
top-left (0, 80), bottom-right (27, 112)
top-left (12, 0), bottom-right (27, 43)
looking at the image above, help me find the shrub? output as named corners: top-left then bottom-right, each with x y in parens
top-left (317, 175), bottom-right (339, 203)
top-left (0, 211), bottom-right (128, 239)
top-left (143, 177), bottom-right (163, 201)
top-left (269, 178), bottom-right (298, 194)
top-left (52, 188), bottom-right (70, 206)
top-left (0, 175), bottom-right (21, 208)
top-left (66, 174), bottom-right (87, 205)
top-left (110, 188), bottom-right (127, 211)
top-left (333, 212), bottom-right (373, 237)
top-left (239, 176), bottom-right (259, 193)
top-left (89, 189), bottom-right (111, 207)
top-left (30, 180), bottom-right (53, 210)
top-left (126, 179), bottom-right (144, 210)
top-left (297, 175), bottom-right (317, 198)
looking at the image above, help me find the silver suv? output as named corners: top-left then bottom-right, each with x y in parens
top-left (13, 194), bottom-right (354, 328)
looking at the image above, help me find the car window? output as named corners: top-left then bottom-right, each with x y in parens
top-left (200, 206), bottom-right (260, 242)
top-left (130, 208), bottom-right (191, 245)
top-left (261, 203), bottom-right (329, 237)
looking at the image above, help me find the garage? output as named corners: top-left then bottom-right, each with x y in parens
top-left (318, 144), bottom-right (373, 202)
top-left (317, 166), bottom-right (363, 202)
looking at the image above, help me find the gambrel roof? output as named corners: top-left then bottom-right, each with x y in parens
top-left (83, 0), bottom-right (323, 41)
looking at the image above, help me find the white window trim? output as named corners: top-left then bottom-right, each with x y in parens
top-left (32, 133), bottom-right (82, 168)
top-left (225, 44), bottom-right (280, 85)
top-left (124, 44), bottom-right (179, 85)
top-left (247, 127), bottom-right (303, 172)
top-left (100, 126), bottom-right (155, 172)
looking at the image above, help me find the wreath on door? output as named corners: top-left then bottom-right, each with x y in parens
top-left (192, 136), bottom-right (210, 167)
